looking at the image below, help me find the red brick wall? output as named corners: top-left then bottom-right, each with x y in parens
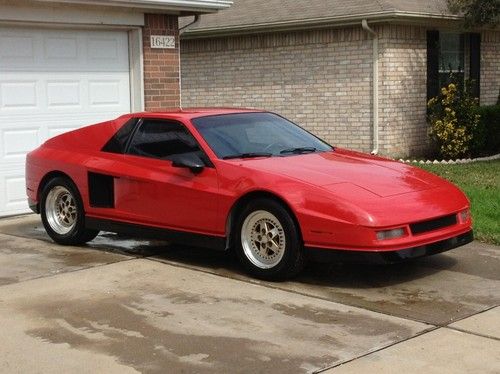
top-left (143, 14), bottom-right (180, 111)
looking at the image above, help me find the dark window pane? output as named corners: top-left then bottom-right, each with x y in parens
top-left (192, 112), bottom-right (332, 159)
top-left (102, 118), bottom-right (139, 154)
top-left (128, 120), bottom-right (201, 161)
top-left (439, 33), bottom-right (464, 73)
top-left (428, 31), bottom-right (466, 98)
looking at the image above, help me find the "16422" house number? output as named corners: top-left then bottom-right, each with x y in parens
top-left (150, 35), bottom-right (175, 49)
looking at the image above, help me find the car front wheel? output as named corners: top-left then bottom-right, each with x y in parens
top-left (235, 198), bottom-right (304, 280)
top-left (41, 176), bottom-right (99, 245)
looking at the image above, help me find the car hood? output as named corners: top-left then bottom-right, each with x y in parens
top-left (237, 149), bottom-right (441, 197)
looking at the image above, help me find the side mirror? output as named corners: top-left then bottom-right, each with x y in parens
top-left (170, 154), bottom-right (205, 174)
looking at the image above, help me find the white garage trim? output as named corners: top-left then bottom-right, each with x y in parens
top-left (129, 28), bottom-right (145, 112)
top-left (0, 4), bottom-right (145, 27)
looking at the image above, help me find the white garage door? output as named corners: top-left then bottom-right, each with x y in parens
top-left (0, 27), bottom-right (131, 217)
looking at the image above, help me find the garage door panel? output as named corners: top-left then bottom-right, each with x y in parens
top-left (0, 81), bottom-right (38, 109)
top-left (0, 29), bottom-right (42, 69)
top-left (2, 74), bottom-right (129, 113)
top-left (0, 29), bottom-right (129, 72)
top-left (0, 34), bottom-right (35, 63)
top-left (0, 108), bottom-right (130, 165)
top-left (89, 78), bottom-right (129, 108)
top-left (1, 127), bottom-right (40, 161)
top-left (0, 112), bottom-right (126, 161)
top-left (47, 81), bottom-right (81, 108)
top-left (88, 36), bottom-right (129, 65)
top-left (5, 175), bottom-right (26, 205)
top-left (43, 115), bottom-right (121, 138)
top-left (0, 27), bottom-right (131, 217)
top-left (3, 112), bottom-right (127, 126)
top-left (44, 36), bottom-right (79, 61)
top-left (0, 168), bottom-right (28, 215)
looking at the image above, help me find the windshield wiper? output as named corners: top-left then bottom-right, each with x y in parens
top-left (279, 147), bottom-right (317, 155)
top-left (223, 152), bottom-right (273, 160)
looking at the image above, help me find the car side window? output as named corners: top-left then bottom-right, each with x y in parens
top-left (127, 119), bottom-right (202, 161)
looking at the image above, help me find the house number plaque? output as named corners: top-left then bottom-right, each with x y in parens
top-left (150, 35), bottom-right (175, 49)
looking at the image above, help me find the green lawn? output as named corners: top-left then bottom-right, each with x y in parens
top-left (416, 159), bottom-right (500, 245)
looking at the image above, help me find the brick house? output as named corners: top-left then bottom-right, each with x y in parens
top-left (180, 0), bottom-right (500, 158)
top-left (0, 0), bottom-right (230, 217)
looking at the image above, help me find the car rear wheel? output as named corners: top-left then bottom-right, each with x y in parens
top-left (41, 176), bottom-right (99, 245)
top-left (235, 198), bottom-right (304, 280)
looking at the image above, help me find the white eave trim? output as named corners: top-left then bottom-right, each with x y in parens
top-left (34, 0), bottom-right (233, 13)
top-left (181, 10), bottom-right (465, 38)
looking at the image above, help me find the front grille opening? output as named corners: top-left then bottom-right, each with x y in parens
top-left (410, 214), bottom-right (457, 235)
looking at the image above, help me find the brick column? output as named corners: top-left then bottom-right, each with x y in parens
top-left (143, 14), bottom-right (180, 111)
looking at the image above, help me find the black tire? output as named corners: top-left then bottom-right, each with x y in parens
top-left (40, 176), bottom-right (99, 245)
top-left (235, 198), bottom-right (304, 280)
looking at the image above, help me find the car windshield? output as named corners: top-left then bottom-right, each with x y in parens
top-left (191, 112), bottom-right (333, 159)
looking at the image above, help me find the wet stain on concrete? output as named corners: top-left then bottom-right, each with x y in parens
top-left (5, 253), bottom-right (428, 374)
top-left (419, 246), bottom-right (500, 281)
top-left (0, 216), bottom-right (170, 257)
top-left (2, 215), bottom-right (498, 332)
top-left (286, 258), bottom-right (500, 325)
top-left (299, 261), bottom-right (444, 289)
top-left (91, 232), bottom-right (170, 257)
top-left (300, 284), bottom-right (498, 326)
top-left (0, 277), bottom-right (17, 286)
top-left (0, 235), bottom-right (126, 268)
top-left (272, 303), bottom-right (411, 337)
top-left (21, 293), bottom-right (342, 374)
top-left (166, 292), bottom-right (215, 305)
top-left (0, 233), bottom-right (133, 285)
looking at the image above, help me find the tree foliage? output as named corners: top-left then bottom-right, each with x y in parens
top-left (447, 0), bottom-right (500, 28)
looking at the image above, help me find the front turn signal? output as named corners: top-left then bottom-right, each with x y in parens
top-left (376, 227), bottom-right (406, 240)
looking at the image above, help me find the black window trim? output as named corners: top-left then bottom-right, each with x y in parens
top-left (427, 30), bottom-right (481, 101)
top-left (123, 117), bottom-right (142, 154)
top-left (124, 117), bottom-right (214, 168)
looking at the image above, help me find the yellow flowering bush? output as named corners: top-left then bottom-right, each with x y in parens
top-left (428, 81), bottom-right (480, 159)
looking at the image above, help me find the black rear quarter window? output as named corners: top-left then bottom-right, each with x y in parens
top-left (102, 118), bottom-right (139, 154)
top-left (127, 119), bottom-right (202, 161)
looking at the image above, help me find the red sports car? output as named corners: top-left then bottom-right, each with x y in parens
top-left (26, 109), bottom-right (473, 280)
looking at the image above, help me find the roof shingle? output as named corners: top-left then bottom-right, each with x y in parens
top-left (181, 0), bottom-right (455, 35)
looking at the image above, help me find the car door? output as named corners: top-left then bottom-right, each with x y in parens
top-left (112, 118), bottom-right (220, 235)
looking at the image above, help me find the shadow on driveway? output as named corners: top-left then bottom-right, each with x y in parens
top-left (1, 214), bottom-right (498, 325)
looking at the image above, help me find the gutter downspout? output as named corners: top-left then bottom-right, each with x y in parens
top-left (178, 15), bottom-right (201, 108)
top-left (179, 14), bottom-right (201, 34)
top-left (361, 19), bottom-right (379, 155)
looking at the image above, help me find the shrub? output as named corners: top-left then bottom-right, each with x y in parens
top-left (427, 81), bottom-right (480, 159)
top-left (476, 104), bottom-right (500, 155)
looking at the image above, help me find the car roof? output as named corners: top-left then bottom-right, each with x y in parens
top-left (125, 108), bottom-right (265, 121)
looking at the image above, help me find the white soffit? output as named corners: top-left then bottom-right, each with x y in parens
top-left (33, 0), bottom-right (233, 13)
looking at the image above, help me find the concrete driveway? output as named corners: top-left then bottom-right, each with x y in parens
top-left (0, 215), bottom-right (498, 373)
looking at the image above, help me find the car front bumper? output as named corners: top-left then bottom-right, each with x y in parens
top-left (306, 230), bottom-right (473, 264)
